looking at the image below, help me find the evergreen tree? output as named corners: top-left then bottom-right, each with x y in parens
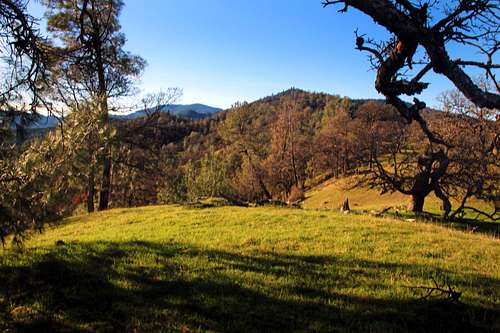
top-left (44, 0), bottom-right (145, 211)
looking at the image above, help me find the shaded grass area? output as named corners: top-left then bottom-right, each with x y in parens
top-left (1, 206), bottom-right (499, 332)
top-left (383, 211), bottom-right (500, 238)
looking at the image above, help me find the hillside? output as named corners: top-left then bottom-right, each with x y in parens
top-left (303, 176), bottom-right (498, 222)
top-left (1, 205), bottom-right (499, 332)
top-left (304, 176), bottom-right (417, 211)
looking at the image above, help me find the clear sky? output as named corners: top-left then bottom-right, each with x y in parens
top-left (31, 0), bottom-right (463, 109)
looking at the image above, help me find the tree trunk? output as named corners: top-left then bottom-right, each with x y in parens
top-left (96, 45), bottom-right (111, 211)
top-left (434, 185), bottom-right (451, 219)
top-left (98, 157), bottom-right (111, 210)
top-left (245, 151), bottom-right (272, 200)
top-left (87, 176), bottom-right (95, 213)
top-left (411, 194), bottom-right (425, 213)
top-left (410, 169), bottom-right (433, 214)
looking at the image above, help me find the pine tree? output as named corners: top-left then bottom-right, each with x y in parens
top-left (44, 0), bottom-right (145, 210)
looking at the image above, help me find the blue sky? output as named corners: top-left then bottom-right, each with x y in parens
top-left (31, 0), bottom-right (463, 109)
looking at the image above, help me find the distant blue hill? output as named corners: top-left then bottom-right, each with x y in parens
top-left (8, 103), bottom-right (222, 129)
top-left (8, 114), bottom-right (60, 130)
top-left (113, 103), bottom-right (222, 121)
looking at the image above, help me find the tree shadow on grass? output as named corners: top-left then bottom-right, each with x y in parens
top-left (0, 241), bottom-right (498, 332)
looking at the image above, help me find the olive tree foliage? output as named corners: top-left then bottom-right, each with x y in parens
top-left (0, 99), bottom-right (108, 244)
top-left (184, 149), bottom-right (234, 202)
top-left (0, 142), bottom-right (65, 245)
top-left (0, 0), bottom-right (58, 244)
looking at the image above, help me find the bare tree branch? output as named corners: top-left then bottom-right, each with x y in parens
top-left (324, 0), bottom-right (500, 147)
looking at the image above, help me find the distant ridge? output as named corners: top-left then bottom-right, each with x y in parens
top-left (255, 87), bottom-right (386, 105)
top-left (4, 113), bottom-right (60, 130)
top-left (115, 103), bottom-right (223, 121)
top-left (8, 103), bottom-right (223, 130)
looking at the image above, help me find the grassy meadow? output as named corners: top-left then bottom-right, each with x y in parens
top-left (303, 177), bottom-right (497, 219)
top-left (0, 205), bottom-right (499, 332)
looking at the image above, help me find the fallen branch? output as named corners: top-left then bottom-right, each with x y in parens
top-left (373, 206), bottom-right (392, 217)
top-left (409, 277), bottom-right (462, 303)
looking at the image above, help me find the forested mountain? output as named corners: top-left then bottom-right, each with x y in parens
top-left (104, 87), bottom-right (497, 218)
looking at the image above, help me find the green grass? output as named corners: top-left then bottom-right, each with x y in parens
top-left (303, 177), bottom-right (495, 217)
top-left (304, 177), bottom-right (411, 211)
top-left (1, 205), bottom-right (499, 332)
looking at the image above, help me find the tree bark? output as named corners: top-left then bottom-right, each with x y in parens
top-left (411, 194), bottom-right (425, 213)
top-left (323, 0), bottom-right (500, 109)
top-left (95, 42), bottom-right (111, 211)
top-left (434, 185), bottom-right (451, 218)
top-left (87, 176), bottom-right (95, 213)
top-left (98, 157), bottom-right (111, 210)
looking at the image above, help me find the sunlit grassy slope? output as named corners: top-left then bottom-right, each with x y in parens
top-left (303, 177), bottom-right (495, 216)
top-left (304, 177), bottom-right (411, 211)
top-left (1, 205), bottom-right (499, 332)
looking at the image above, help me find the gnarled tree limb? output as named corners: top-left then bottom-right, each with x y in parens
top-left (324, 0), bottom-right (499, 146)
